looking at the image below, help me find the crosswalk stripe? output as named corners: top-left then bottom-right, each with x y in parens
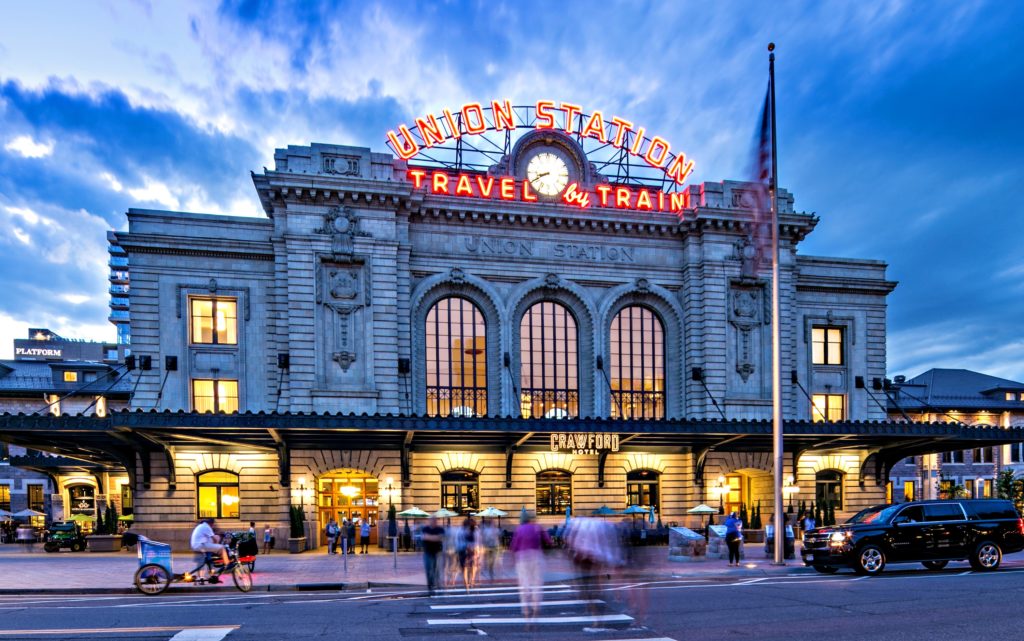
top-left (427, 613), bottom-right (633, 625)
top-left (431, 588), bottom-right (576, 599)
top-left (170, 628), bottom-right (237, 641)
top-left (430, 599), bottom-right (603, 610)
top-left (0, 625), bottom-right (240, 637)
top-left (434, 583), bottom-right (570, 594)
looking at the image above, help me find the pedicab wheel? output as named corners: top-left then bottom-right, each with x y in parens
top-left (247, 560), bottom-right (255, 572)
top-left (43, 542), bottom-right (59, 553)
top-left (70, 542), bottom-right (83, 552)
top-left (135, 563), bottom-right (171, 595)
top-left (232, 564), bottom-right (253, 592)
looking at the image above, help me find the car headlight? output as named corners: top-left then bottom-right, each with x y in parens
top-left (830, 531), bottom-right (850, 543)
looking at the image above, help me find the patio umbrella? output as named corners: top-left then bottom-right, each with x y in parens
top-left (687, 504), bottom-right (718, 540)
top-left (623, 505), bottom-right (649, 528)
top-left (68, 514), bottom-right (95, 524)
top-left (118, 514), bottom-right (135, 521)
top-left (473, 506), bottom-right (508, 527)
top-left (398, 507), bottom-right (431, 518)
top-left (0, 509), bottom-right (12, 520)
top-left (12, 509), bottom-right (45, 519)
top-left (592, 505), bottom-right (621, 517)
top-left (433, 507), bottom-right (459, 527)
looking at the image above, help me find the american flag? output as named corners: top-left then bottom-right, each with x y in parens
top-left (747, 83), bottom-right (774, 275)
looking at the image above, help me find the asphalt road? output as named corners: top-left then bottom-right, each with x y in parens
top-left (2, 562), bottom-right (1023, 640)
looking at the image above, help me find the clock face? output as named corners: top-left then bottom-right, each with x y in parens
top-left (526, 152), bottom-right (570, 196)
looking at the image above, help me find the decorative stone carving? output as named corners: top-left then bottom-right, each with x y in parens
top-left (207, 278), bottom-right (218, 293)
top-left (318, 206), bottom-right (370, 259)
top-left (449, 267), bottom-right (466, 285)
top-left (635, 278), bottom-right (650, 293)
top-left (333, 351), bottom-right (357, 371)
top-left (734, 237), bottom-right (759, 279)
top-left (729, 286), bottom-right (764, 383)
top-left (329, 270), bottom-right (359, 300)
top-left (543, 273), bottom-right (560, 289)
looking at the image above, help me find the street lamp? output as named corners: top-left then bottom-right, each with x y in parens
top-left (715, 475), bottom-right (727, 515)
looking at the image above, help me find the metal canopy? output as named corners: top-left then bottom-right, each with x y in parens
top-left (1, 411), bottom-right (1023, 470)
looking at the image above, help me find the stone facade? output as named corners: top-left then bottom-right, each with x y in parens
top-left (112, 138), bottom-right (897, 546)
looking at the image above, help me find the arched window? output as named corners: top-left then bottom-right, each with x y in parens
top-left (626, 469), bottom-right (659, 511)
top-left (536, 470), bottom-right (572, 515)
top-left (610, 306), bottom-right (665, 418)
top-left (426, 298), bottom-right (487, 417)
top-left (440, 470), bottom-right (479, 515)
top-left (520, 302), bottom-right (578, 418)
top-left (197, 470), bottom-right (240, 519)
top-left (815, 470), bottom-right (843, 510)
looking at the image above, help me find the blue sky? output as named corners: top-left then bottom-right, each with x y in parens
top-left (0, 1), bottom-right (1021, 381)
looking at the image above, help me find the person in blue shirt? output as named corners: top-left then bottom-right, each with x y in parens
top-left (724, 511), bottom-right (743, 566)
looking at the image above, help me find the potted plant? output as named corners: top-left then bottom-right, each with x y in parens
top-left (288, 505), bottom-right (306, 554)
top-left (88, 505), bottom-right (123, 552)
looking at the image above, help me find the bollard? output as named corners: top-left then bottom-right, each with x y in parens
top-left (342, 536), bottom-right (348, 572)
top-left (392, 536), bottom-right (397, 570)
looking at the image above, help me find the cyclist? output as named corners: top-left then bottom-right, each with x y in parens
top-left (189, 517), bottom-right (233, 580)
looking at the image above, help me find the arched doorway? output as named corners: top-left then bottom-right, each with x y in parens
top-left (317, 469), bottom-right (379, 534)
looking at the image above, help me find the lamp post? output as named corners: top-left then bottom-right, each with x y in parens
top-left (716, 476), bottom-right (727, 515)
top-left (783, 475), bottom-right (800, 514)
top-left (383, 476), bottom-right (397, 569)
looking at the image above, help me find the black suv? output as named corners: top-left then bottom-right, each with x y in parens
top-left (802, 499), bottom-right (1024, 576)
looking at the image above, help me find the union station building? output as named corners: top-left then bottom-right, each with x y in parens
top-left (2, 104), bottom-right (1021, 548)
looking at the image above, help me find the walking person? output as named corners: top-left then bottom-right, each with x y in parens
top-left (725, 510), bottom-right (743, 567)
top-left (480, 518), bottom-right (500, 581)
top-left (325, 518), bottom-right (339, 554)
top-left (802, 512), bottom-right (816, 540)
top-left (458, 516), bottom-right (479, 591)
top-left (360, 519), bottom-right (371, 554)
top-left (421, 515), bottom-right (445, 596)
top-left (510, 512), bottom-right (551, 621)
top-left (263, 524), bottom-right (272, 554)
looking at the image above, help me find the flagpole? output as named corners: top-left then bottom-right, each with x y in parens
top-left (768, 42), bottom-right (785, 566)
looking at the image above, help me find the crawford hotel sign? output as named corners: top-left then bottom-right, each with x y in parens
top-left (387, 99), bottom-right (696, 213)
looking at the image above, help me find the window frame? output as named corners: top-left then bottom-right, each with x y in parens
top-left (811, 326), bottom-right (844, 366)
top-left (440, 469), bottom-right (480, 515)
top-left (425, 297), bottom-right (488, 417)
top-left (941, 450), bottom-right (965, 464)
top-left (63, 371), bottom-right (78, 383)
top-left (27, 484), bottom-right (44, 512)
top-left (191, 378), bottom-right (239, 414)
top-left (811, 394), bottom-right (846, 422)
top-left (535, 469), bottom-right (572, 516)
top-left (0, 484), bottom-right (10, 511)
top-left (189, 297), bottom-right (238, 346)
top-left (520, 301), bottom-right (580, 419)
top-left (626, 469), bottom-right (660, 512)
top-left (815, 470), bottom-right (844, 511)
top-left (196, 470), bottom-right (240, 519)
top-left (609, 306), bottom-right (665, 419)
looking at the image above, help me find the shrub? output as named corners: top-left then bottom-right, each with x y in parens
top-left (289, 505), bottom-right (305, 538)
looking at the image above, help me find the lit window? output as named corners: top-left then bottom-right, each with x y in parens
top-left (626, 469), bottom-right (659, 512)
top-left (811, 394), bottom-right (845, 422)
top-left (965, 479), bottom-right (975, 498)
top-left (815, 470), bottom-right (844, 510)
top-left (982, 479), bottom-right (993, 498)
top-left (27, 484), bottom-right (44, 512)
top-left (0, 485), bottom-right (9, 511)
top-left (1020, 392), bottom-right (1024, 402)
top-left (425, 298), bottom-right (487, 417)
top-left (190, 298), bottom-right (237, 345)
top-left (95, 396), bottom-right (107, 417)
top-left (536, 470), bottom-right (572, 515)
top-left (63, 371), bottom-right (78, 383)
top-left (520, 302), bottom-right (579, 419)
top-left (811, 327), bottom-right (843, 366)
top-left (192, 379), bottom-right (239, 413)
top-left (1007, 392), bottom-right (1015, 402)
top-left (903, 480), bottom-right (915, 502)
top-left (196, 471), bottom-right (239, 519)
top-left (610, 306), bottom-right (665, 419)
top-left (440, 470), bottom-right (479, 515)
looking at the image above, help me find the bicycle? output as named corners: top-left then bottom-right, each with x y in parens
top-left (125, 532), bottom-right (253, 595)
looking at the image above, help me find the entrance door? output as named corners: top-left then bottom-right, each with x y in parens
top-left (318, 470), bottom-right (379, 542)
top-left (723, 475), bottom-right (745, 516)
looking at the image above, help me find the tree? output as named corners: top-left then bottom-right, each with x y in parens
top-left (289, 505), bottom-right (305, 538)
top-left (996, 469), bottom-right (1023, 512)
top-left (740, 503), bottom-right (749, 529)
top-left (751, 500), bottom-right (762, 529)
top-left (814, 500), bottom-right (823, 526)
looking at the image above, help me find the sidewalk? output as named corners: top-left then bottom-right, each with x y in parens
top-left (0, 542), bottom-right (812, 594)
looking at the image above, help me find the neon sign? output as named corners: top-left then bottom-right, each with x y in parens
top-left (407, 169), bottom-right (690, 213)
top-left (387, 99), bottom-right (695, 185)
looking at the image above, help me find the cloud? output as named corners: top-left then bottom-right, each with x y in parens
top-left (4, 134), bottom-right (53, 158)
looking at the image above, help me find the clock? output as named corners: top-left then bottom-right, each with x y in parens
top-left (526, 151), bottom-right (570, 196)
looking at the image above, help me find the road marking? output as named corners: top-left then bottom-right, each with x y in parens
top-left (428, 613), bottom-right (633, 625)
top-left (736, 578), bottom-right (769, 585)
top-left (170, 628), bottom-right (237, 641)
top-left (0, 625), bottom-right (240, 637)
top-left (430, 599), bottom-right (603, 610)
top-left (429, 589), bottom-right (577, 600)
top-left (959, 571), bottom-right (972, 576)
top-left (434, 584), bottom-right (571, 594)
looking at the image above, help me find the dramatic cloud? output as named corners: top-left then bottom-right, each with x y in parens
top-left (0, 0), bottom-right (1020, 382)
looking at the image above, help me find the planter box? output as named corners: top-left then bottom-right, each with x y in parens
top-left (87, 534), bottom-right (123, 552)
top-left (744, 529), bottom-right (765, 543)
top-left (288, 537), bottom-right (306, 554)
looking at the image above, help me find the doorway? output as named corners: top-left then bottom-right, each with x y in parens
top-left (317, 470), bottom-right (379, 541)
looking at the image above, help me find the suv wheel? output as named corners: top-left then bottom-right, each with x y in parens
top-left (970, 541), bottom-right (1001, 571)
top-left (922, 560), bottom-right (949, 571)
top-left (854, 545), bottom-right (886, 576)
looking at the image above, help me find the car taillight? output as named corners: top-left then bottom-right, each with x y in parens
top-left (1018, 518), bottom-right (1023, 535)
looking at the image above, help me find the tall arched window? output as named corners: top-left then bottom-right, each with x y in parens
top-left (426, 298), bottom-right (487, 417)
top-left (815, 470), bottom-right (844, 510)
top-left (440, 470), bottom-right (479, 515)
top-left (610, 306), bottom-right (665, 419)
top-left (536, 470), bottom-right (572, 515)
top-left (520, 301), bottom-right (578, 418)
top-left (197, 470), bottom-right (240, 519)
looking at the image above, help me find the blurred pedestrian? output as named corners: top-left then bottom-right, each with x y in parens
top-left (360, 519), bottom-right (371, 554)
top-left (345, 518), bottom-right (356, 554)
top-left (480, 518), bottom-right (500, 581)
top-left (565, 517), bottom-right (620, 614)
top-left (802, 512), bottom-right (816, 540)
top-left (325, 518), bottom-right (339, 554)
top-left (262, 524), bottom-right (273, 554)
top-left (421, 515), bottom-right (445, 596)
top-left (725, 510), bottom-right (742, 566)
top-left (510, 512), bottom-right (551, 620)
top-left (458, 516), bottom-right (479, 591)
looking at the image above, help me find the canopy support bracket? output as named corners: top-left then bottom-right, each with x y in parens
top-left (597, 450), bottom-right (610, 488)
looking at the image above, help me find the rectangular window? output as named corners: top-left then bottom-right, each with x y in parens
top-left (965, 479), bottom-right (975, 498)
top-left (27, 484), bottom-right (44, 512)
top-left (1007, 392), bottom-right (1016, 401)
top-left (811, 326), bottom-right (843, 365)
top-left (0, 485), bottom-right (9, 511)
top-left (972, 448), bottom-right (993, 464)
top-left (982, 479), bottom-right (993, 498)
top-left (811, 394), bottom-right (845, 422)
top-left (941, 451), bottom-right (965, 464)
top-left (189, 298), bottom-right (237, 345)
top-left (63, 371), bottom-right (78, 383)
top-left (191, 379), bottom-right (239, 413)
top-left (121, 483), bottom-right (133, 515)
top-left (1012, 444), bottom-right (1024, 464)
top-left (903, 480), bottom-right (915, 502)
